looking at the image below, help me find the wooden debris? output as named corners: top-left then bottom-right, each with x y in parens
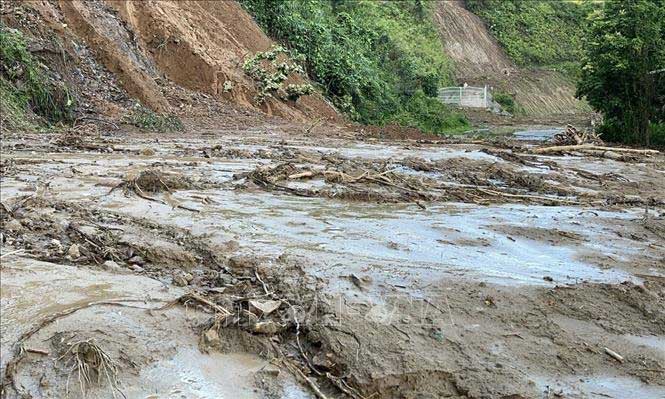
top-left (604, 347), bottom-right (624, 363)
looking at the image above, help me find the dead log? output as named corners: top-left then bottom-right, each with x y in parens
top-left (533, 144), bottom-right (660, 155)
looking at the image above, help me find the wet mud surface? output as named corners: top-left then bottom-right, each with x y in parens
top-left (1, 124), bottom-right (664, 398)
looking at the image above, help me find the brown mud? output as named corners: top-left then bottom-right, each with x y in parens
top-left (1, 118), bottom-right (664, 399)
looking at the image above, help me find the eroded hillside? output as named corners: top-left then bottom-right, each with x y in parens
top-left (1, 0), bottom-right (338, 124)
top-left (433, 0), bottom-right (589, 117)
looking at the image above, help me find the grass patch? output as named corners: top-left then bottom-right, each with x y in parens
top-left (465, 0), bottom-right (599, 78)
top-left (124, 104), bottom-right (183, 133)
top-left (0, 24), bottom-right (75, 128)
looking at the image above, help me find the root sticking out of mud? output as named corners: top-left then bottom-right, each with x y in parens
top-left (58, 338), bottom-right (123, 398)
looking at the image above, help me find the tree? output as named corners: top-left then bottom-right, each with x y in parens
top-left (576, 0), bottom-right (665, 146)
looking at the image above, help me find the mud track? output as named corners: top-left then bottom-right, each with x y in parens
top-left (1, 121), bottom-right (664, 398)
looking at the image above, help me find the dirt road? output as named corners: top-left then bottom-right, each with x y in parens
top-left (1, 119), bottom-right (664, 398)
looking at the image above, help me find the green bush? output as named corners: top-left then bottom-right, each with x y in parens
top-left (492, 91), bottom-right (517, 114)
top-left (241, 0), bottom-right (468, 134)
top-left (242, 45), bottom-right (314, 103)
top-left (0, 25), bottom-right (75, 125)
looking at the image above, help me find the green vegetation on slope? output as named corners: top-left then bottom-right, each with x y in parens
top-left (466, 0), bottom-right (598, 78)
top-left (241, 0), bottom-right (469, 134)
top-left (0, 25), bottom-right (75, 130)
top-left (577, 0), bottom-right (665, 147)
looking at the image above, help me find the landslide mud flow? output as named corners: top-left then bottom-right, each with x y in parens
top-left (1, 119), bottom-right (664, 399)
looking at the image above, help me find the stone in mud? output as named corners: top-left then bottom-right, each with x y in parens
top-left (4, 218), bottom-right (23, 232)
top-left (312, 352), bottom-right (335, 370)
top-left (173, 274), bottom-right (188, 286)
top-left (203, 327), bottom-right (221, 347)
top-left (252, 321), bottom-right (279, 335)
top-left (128, 255), bottom-right (145, 266)
top-left (217, 272), bottom-right (237, 286)
top-left (67, 244), bottom-right (80, 259)
top-left (102, 260), bottom-right (122, 272)
top-left (228, 255), bottom-right (260, 270)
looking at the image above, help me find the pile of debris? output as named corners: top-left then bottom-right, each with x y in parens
top-left (552, 125), bottom-right (603, 146)
top-left (534, 125), bottom-right (661, 160)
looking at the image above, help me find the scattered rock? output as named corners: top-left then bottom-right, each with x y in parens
top-left (543, 276), bottom-right (554, 282)
top-left (130, 264), bottom-right (144, 272)
top-left (4, 218), bottom-right (23, 232)
top-left (182, 272), bottom-right (194, 282)
top-left (67, 244), bottom-right (80, 259)
top-left (173, 274), bottom-right (188, 286)
top-left (248, 300), bottom-right (281, 316)
top-left (49, 239), bottom-right (63, 252)
top-left (217, 273), bottom-right (237, 286)
top-left (140, 148), bottom-right (156, 156)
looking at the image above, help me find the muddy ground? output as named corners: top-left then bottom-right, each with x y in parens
top-left (1, 117), bottom-right (664, 399)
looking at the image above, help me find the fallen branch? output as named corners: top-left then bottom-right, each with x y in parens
top-left (475, 188), bottom-right (580, 205)
top-left (1, 249), bottom-right (25, 259)
top-left (604, 347), bottom-right (624, 363)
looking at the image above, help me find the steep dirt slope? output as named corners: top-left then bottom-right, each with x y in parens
top-left (433, 0), bottom-right (588, 117)
top-left (106, 0), bottom-right (338, 121)
top-left (3, 0), bottom-right (338, 122)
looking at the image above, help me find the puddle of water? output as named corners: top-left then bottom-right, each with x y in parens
top-left (536, 374), bottom-right (665, 398)
top-left (513, 128), bottom-right (560, 141)
top-left (0, 256), bottom-right (174, 370)
top-left (624, 335), bottom-right (665, 359)
top-left (97, 188), bottom-right (642, 288)
top-left (123, 348), bottom-right (310, 399)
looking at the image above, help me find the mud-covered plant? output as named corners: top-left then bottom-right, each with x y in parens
top-left (0, 25), bottom-right (75, 125)
top-left (285, 83), bottom-right (314, 101)
top-left (243, 45), bottom-right (313, 104)
top-left (124, 104), bottom-right (183, 133)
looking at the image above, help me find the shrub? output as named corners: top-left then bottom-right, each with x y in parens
top-left (492, 91), bottom-right (517, 114)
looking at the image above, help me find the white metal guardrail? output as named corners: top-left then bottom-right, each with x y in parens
top-left (438, 86), bottom-right (491, 108)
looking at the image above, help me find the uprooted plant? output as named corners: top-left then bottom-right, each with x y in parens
top-left (59, 338), bottom-right (123, 398)
top-left (243, 45), bottom-right (314, 104)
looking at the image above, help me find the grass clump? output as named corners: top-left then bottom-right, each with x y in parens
top-left (124, 104), bottom-right (183, 132)
top-left (242, 0), bottom-right (469, 134)
top-left (0, 24), bottom-right (75, 129)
